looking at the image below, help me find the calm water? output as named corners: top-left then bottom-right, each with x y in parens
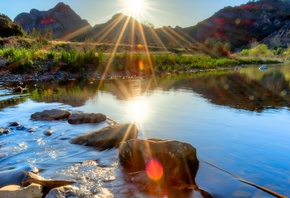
top-left (0, 64), bottom-right (290, 197)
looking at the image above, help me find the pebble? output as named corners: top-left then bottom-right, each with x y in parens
top-left (43, 129), bottom-right (54, 136)
top-left (16, 125), bottom-right (26, 130)
top-left (0, 128), bottom-right (11, 135)
top-left (27, 127), bottom-right (37, 133)
top-left (8, 122), bottom-right (20, 127)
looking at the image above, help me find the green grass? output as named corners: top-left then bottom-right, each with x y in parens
top-left (0, 46), bottom-right (282, 76)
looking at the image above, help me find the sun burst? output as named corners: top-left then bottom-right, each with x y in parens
top-left (119, 0), bottom-right (147, 18)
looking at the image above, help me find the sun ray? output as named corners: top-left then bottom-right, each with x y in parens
top-left (97, 15), bottom-right (131, 90)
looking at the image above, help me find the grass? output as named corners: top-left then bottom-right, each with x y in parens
top-left (0, 42), bottom-right (283, 78)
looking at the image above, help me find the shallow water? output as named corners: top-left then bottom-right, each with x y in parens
top-left (1, 64), bottom-right (290, 197)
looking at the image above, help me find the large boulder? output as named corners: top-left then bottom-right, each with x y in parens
top-left (31, 109), bottom-right (71, 121)
top-left (70, 123), bottom-right (138, 150)
top-left (118, 139), bottom-right (199, 189)
top-left (68, 112), bottom-right (106, 124)
top-left (0, 184), bottom-right (42, 198)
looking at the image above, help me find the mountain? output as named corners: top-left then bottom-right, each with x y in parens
top-left (75, 13), bottom-right (194, 49)
top-left (262, 21), bottom-right (290, 47)
top-left (0, 14), bottom-right (23, 37)
top-left (12, 0), bottom-right (290, 50)
top-left (14, 2), bottom-right (91, 40)
top-left (187, 0), bottom-right (290, 49)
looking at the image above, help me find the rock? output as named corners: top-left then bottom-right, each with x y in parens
top-left (27, 127), bottom-right (37, 133)
top-left (0, 184), bottom-right (42, 198)
top-left (16, 126), bottom-right (26, 130)
top-left (9, 122), bottom-right (21, 127)
top-left (118, 139), bottom-right (199, 189)
top-left (22, 172), bottom-right (75, 189)
top-left (43, 129), bottom-right (53, 136)
top-left (45, 185), bottom-right (79, 198)
top-left (68, 112), bottom-right (107, 124)
top-left (0, 128), bottom-right (10, 135)
top-left (70, 123), bottom-right (138, 150)
top-left (31, 109), bottom-right (71, 121)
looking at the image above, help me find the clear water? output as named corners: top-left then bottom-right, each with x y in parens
top-left (0, 64), bottom-right (290, 197)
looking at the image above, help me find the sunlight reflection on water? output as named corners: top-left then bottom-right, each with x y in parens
top-left (1, 65), bottom-right (290, 197)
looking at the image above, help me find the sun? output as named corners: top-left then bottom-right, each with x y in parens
top-left (120, 0), bottom-right (147, 17)
top-left (126, 0), bottom-right (144, 12)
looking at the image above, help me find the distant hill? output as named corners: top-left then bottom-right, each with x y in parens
top-left (76, 13), bottom-right (194, 48)
top-left (14, 2), bottom-right (91, 40)
top-left (0, 14), bottom-right (23, 37)
top-left (187, 0), bottom-right (290, 49)
top-left (11, 0), bottom-right (290, 50)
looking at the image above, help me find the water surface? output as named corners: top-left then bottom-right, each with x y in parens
top-left (0, 64), bottom-right (290, 197)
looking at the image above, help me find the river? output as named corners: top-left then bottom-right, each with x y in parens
top-left (0, 64), bottom-right (290, 197)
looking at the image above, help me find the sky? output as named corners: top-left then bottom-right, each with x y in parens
top-left (0, 0), bottom-right (250, 28)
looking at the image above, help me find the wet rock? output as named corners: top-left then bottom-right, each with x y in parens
top-left (68, 112), bottom-right (107, 124)
top-left (0, 184), bottom-right (43, 198)
top-left (27, 127), bottom-right (37, 133)
top-left (31, 109), bottom-right (71, 121)
top-left (45, 185), bottom-right (79, 198)
top-left (22, 172), bottom-right (75, 194)
top-left (43, 129), bottom-right (53, 136)
top-left (0, 128), bottom-right (10, 135)
top-left (70, 123), bottom-right (138, 150)
top-left (118, 139), bottom-right (199, 189)
top-left (8, 122), bottom-right (21, 127)
top-left (16, 125), bottom-right (26, 130)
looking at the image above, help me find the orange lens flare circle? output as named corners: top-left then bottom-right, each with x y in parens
top-left (146, 158), bottom-right (164, 180)
top-left (137, 44), bottom-right (143, 50)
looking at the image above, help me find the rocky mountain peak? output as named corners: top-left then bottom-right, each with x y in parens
top-left (14, 2), bottom-right (91, 40)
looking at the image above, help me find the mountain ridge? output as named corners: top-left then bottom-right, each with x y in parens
top-left (11, 0), bottom-right (290, 50)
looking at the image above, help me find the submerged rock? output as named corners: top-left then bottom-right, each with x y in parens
top-left (0, 184), bottom-right (43, 198)
top-left (70, 123), bottom-right (138, 149)
top-left (43, 128), bottom-right (54, 136)
top-left (31, 109), bottom-right (71, 121)
top-left (119, 139), bottom-right (199, 189)
top-left (68, 112), bottom-right (107, 124)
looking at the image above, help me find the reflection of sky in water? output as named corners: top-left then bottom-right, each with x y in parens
top-left (77, 86), bottom-right (290, 196)
top-left (1, 65), bottom-right (290, 196)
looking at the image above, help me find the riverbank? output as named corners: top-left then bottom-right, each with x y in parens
top-left (0, 55), bottom-right (282, 84)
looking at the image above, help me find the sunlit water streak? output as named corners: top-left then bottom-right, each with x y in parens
top-left (0, 65), bottom-right (290, 197)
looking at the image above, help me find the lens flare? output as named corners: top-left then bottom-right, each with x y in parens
top-left (137, 44), bottom-right (143, 50)
top-left (139, 60), bottom-right (144, 70)
top-left (146, 158), bottom-right (164, 181)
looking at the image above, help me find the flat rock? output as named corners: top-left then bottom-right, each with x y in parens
top-left (68, 112), bottom-right (107, 124)
top-left (0, 184), bottom-right (43, 198)
top-left (31, 109), bottom-right (71, 121)
top-left (70, 123), bottom-right (138, 149)
top-left (22, 172), bottom-right (74, 192)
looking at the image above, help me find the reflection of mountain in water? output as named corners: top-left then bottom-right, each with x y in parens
top-left (5, 66), bottom-right (289, 112)
top-left (176, 71), bottom-right (290, 112)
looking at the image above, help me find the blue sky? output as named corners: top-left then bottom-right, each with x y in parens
top-left (0, 0), bottom-right (249, 28)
